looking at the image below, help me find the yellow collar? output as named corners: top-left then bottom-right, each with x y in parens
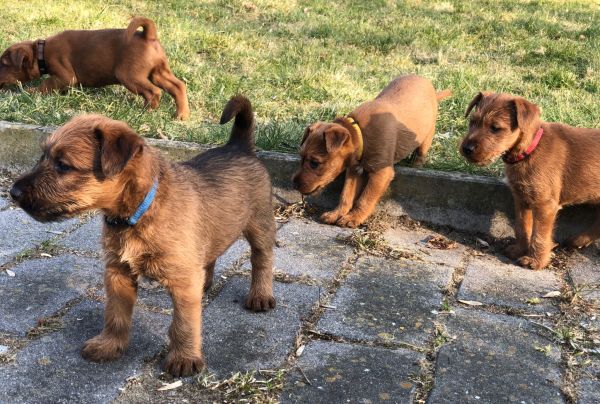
top-left (342, 116), bottom-right (363, 161)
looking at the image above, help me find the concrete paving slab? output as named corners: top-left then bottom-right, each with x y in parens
top-left (243, 218), bottom-right (353, 282)
top-left (566, 249), bottom-right (600, 302)
top-left (0, 208), bottom-right (79, 265)
top-left (0, 255), bottom-right (102, 335)
top-left (282, 340), bottom-right (422, 403)
top-left (203, 276), bottom-right (319, 378)
top-left (215, 238), bottom-right (249, 277)
top-left (59, 215), bottom-right (103, 253)
top-left (428, 308), bottom-right (563, 404)
top-left (0, 300), bottom-right (170, 404)
top-left (458, 254), bottom-right (562, 313)
top-left (383, 226), bottom-right (467, 268)
top-left (318, 256), bottom-right (453, 346)
top-left (578, 377), bottom-right (600, 404)
top-left (0, 197), bottom-right (8, 210)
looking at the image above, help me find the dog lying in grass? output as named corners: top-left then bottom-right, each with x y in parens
top-left (10, 95), bottom-right (275, 376)
top-left (0, 17), bottom-right (189, 120)
top-left (461, 91), bottom-right (600, 270)
top-left (292, 74), bottom-right (451, 228)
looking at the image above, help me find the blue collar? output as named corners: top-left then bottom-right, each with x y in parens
top-left (105, 179), bottom-right (158, 227)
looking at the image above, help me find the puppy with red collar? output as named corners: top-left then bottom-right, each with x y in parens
top-left (292, 75), bottom-right (450, 228)
top-left (461, 92), bottom-right (600, 270)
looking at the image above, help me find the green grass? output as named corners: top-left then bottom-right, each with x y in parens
top-left (1, 0), bottom-right (599, 176)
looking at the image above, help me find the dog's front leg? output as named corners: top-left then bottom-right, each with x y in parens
top-left (505, 197), bottom-right (533, 259)
top-left (82, 263), bottom-right (137, 362)
top-left (337, 166), bottom-right (394, 228)
top-left (163, 273), bottom-right (205, 377)
top-left (321, 168), bottom-right (364, 224)
top-left (517, 201), bottom-right (558, 270)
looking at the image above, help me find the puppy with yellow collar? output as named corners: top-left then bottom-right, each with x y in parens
top-left (292, 74), bottom-right (450, 227)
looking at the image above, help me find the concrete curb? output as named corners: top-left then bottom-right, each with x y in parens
top-left (0, 120), bottom-right (590, 239)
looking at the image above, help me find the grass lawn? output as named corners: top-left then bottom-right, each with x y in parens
top-left (0, 0), bottom-right (599, 176)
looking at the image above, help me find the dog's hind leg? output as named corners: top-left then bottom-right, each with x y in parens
top-left (413, 127), bottom-right (434, 167)
top-left (243, 212), bottom-right (276, 312)
top-left (150, 66), bottom-right (190, 120)
top-left (566, 207), bottom-right (600, 248)
top-left (81, 263), bottom-right (137, 362)
top-left (203, 260), bottom-right (215, 292)
top-left (117, 73), bottom-right (162, 110)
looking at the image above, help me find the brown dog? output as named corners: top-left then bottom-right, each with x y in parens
top-left (0, 17), bottom-right (189, 120)
top-left (292, 74), bottom-right (450, 227)
top-left (10, 96), bottom-right (275, 376)
top-left (461, 92), bottom-right (600, 270)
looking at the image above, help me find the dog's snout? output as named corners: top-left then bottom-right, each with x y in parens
top-left (9, 183), bottom-right (23, 202)
top-left (462, 143), bottom-right (476, 155)
top-left (292, 174), bottom-right (301, 190)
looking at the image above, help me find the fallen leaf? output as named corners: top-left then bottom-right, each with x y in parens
top-left (475, 238), bottom-right (490, 248)
top-left (542, 291), bottom-right (561, 298)
top-left (157, 380), bottom-right (182, 391)
top-left (426, 235), bottom-right (457, 250)
top-left (5, 269), bottom-right (15, 277)
top-left (457, 299), bottom-right (483, 306)
top-left (527, 297), bottom-right (541, 305)
top-left (296, 345), bottom-right (305, 357)
top-left (40, 253), bottom-right (52, 258)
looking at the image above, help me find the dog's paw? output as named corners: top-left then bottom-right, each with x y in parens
top-left (504, 244), bottom-right (527, 260)
top-left (336, 214), bottom-right (364, 228)
top-left (516, 255), bottom-right (548, 271)
top-left (565, 234), bottom-right (593, 249)
top-left (163, 352), bottom-right (205, 377)
top-left (246, 293), bottom-right (276, 312)
top-left (81, 335), bottom-right (126, 362)
top-left (321, 210), bottom-right (342, 225)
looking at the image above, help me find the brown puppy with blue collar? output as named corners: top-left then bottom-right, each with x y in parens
top-left (10, 96), bottom-right (275, 376)
top-left (461, 92), bottom-right (600, 270)
top-left (292, 75), bottom-right (450, 227)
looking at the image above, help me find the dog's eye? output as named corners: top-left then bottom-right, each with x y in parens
top-left (490, 125), bottom-right (502, 133)
top-left (54, 160), bottom-right (73, 173)
top-left (309, 160), bottom-right (320, 169)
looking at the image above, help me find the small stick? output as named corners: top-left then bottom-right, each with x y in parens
top-left (297, 365), bottom-right (312, 385)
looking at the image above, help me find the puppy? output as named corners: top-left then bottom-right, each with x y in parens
top-left (461, 92), bottom-right (600, 270)
top-left (292, 74), bottom-right (451, 227)
top-left (10, 96), bottom-right (275, 376)
top-left (0, 17), bottom-right (189, 120)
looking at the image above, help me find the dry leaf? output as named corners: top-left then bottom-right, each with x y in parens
top-left (157, 380), bottom-right (182, 391)
top-left (5, 269), bottom-right (15, 277)
top-left (542, 291), bottom-right (561, 298)
top-left (40, 253), bottom-right (52, 258)
top-left (475, 238), bottom-right (490, 248)
top-left (458, 299), bottom-right (483, 306)
top-left (426, 235), bottom-right (457, 250)
top-left (296, 345), bottom-right (305, 357)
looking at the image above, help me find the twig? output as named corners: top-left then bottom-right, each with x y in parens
top-left (297, 365), bottom-right (312, 385)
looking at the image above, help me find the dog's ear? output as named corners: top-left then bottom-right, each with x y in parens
top-left (300, 123), bottom-right (323, 147)
top-left (5, 44), bottom-right (34, 70)
top-left (95, 120), bottom-right (144, 177)
top-left (324, 126), bottom-right (350, 154)
top-left (511, 96), bottom-right (541, 135)
top-left (464, 91), bottom-right (492, 118)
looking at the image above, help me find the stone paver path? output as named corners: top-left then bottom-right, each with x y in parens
top-left (0, 196), bottom-right (598, 403)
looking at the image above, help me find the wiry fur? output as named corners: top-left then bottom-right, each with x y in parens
top-left (10, 96), bottom-right (275, 376)
top-left (0, 17), bottom-right (189, 120)
top-left (461, 92), bottom-right (600, 270)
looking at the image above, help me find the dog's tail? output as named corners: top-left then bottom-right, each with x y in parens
top-left (436, 89), bottom-right (452, 101)
top-left (220, 95), bottom-right (255, 152)
top-left (126, 17), bottom-right (157, 41)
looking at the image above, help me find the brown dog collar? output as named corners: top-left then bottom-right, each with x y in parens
top-left (341, 116), bottom-right (364, 161)
top-left (36, 40), bottom-right (48, 76)
top-left (502, 127), bottom-right (544, 164)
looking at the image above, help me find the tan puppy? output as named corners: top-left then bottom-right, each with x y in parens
top-left (292, 74), bottom-right (450, 227)
top-left (10, 96), bottom-right (275, 376)
top-left (0, 17), bottom-right (189, 119)
top-left (461, 92), bottom-right (600, 270)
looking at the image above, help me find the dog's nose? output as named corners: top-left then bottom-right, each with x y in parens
top-left (9, 184), bottom-right (23, 202)
top-left (462, 143), bottom-right (476, 155)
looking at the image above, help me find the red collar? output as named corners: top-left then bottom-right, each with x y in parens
top-left (502, 127), bottom-right (544, 164)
